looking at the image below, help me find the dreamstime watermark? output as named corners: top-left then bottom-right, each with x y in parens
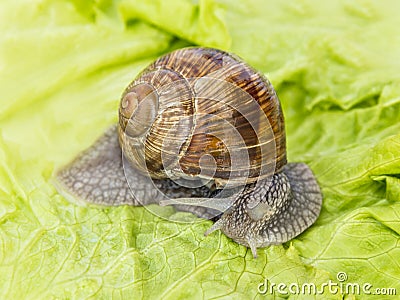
top-left (257, 272), bottom-right (397, 296)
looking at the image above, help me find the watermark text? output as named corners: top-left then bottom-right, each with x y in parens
top-left (258, 272), bottom-right (397, 296)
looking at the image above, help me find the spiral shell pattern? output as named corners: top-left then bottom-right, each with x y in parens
top-left (118, 47), bottom-right (286, 187)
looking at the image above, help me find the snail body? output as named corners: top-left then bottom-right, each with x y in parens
top-left (56, 47), bottom-right (322, 258)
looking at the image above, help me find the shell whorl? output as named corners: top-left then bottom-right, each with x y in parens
top-left (118, 47), bottom-right (287, 186)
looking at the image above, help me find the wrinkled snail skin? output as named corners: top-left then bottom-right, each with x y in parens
top-left (206, 163), bottom-right (322, 257)
top-left (55, 47), bottom-right (322, 258)
top-left (55, 124), bottom-right (220, 219)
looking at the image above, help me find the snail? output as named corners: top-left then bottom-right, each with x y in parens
top-left (55, 47), bottom-right (322, 258)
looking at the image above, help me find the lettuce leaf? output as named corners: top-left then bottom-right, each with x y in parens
top-left (1, 0), bottom-right (400, 298)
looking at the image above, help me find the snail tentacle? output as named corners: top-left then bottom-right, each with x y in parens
top-left (159, 196), bottom-right (235, 212)
top-left (212, 163), bottom-right (321, 257)
top-left (54, 47), bottom-right (323, 257)
top-left (204, 218), bottom-right (225, 236)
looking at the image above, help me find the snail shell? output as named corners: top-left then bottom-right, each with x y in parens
top-left (55, 47), bottom-right (322, 258)
top-left (118, 48), bottom-right (286, 187)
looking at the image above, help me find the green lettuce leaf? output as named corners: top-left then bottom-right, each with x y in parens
top-left (1, 0), bottom-right (400, 298)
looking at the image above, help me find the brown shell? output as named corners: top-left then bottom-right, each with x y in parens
top-left (118, 47), bottom-right (286, 187)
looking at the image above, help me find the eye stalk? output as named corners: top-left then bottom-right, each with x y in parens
top-left (55, 47), bottom-right (322, 259)
top-left (119, 83), bottom-right (159, 138)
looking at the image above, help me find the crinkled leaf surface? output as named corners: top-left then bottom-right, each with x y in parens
top-left (1, 0), bottom-right (400, 299)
